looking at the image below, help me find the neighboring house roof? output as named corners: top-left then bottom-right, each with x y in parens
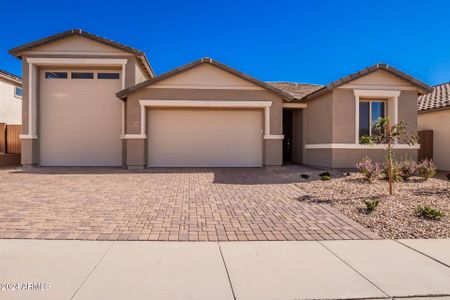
top-left (266, 82), bottom-right (324, 99)
top-left (0, 69), bottom-right (22, 86)
top-left (116, 57), bottom-right (297, 101)
top-left (418, 82), bottom-right (450, 112)
top-left (8, 29), bottom-right (155, 78)
top-left (302, 63), bottom-right (433, 101)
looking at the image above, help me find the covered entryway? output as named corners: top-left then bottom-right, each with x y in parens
top-left (147, 109), bottom-right (263, 167)
top-left (39, 69), bottom-right (122, 166)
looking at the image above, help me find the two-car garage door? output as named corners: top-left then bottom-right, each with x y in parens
top-left (40, 69), bottom-right (122, 166)
top-left (39, 69), bottom-right (263, 167)
top-left (147, 109), bottom-right (263, 167)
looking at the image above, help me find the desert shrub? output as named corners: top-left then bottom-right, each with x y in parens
top-left (398, 158), bottom-right (418, 181)
top-left (320, 175), bottom-right (332, 181)
top-left (417, 159), bottom-right (437, 180)
top-left (382, 162), bottom-right (402, 182)
top-left (319, 171), bottom-right (331, 177)
top-left (364, 199), bottom-right (380, 212)
top-left (356, 157), bottom-right (381, 183)
top-left (416, 206), bottom-right (445, 220)
top-left (447, 173), bottom-right (450, 181)
top-left (300, 174), bottom-right (310, 179)
top-left (359, 135), bottom-right (373, 145)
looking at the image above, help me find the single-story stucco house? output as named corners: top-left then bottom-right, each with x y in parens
top-left (0, 69), bottom-right (22, 125)
top-left (9, 29), bottom-right (433, 169)
top-left (418, 82), bottom-right (450, 171)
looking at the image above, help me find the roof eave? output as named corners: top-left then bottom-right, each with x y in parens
top-left (116, 58), bottom-right (296, 101)
top-left (8, 29), bottom-right (155, 79)
top-left (301, 64), bottom-right (433, 101)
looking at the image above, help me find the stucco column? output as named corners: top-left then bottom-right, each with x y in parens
top-left (20, 61), bottom-right (39, 166)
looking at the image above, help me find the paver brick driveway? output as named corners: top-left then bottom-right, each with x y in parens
top-left (0, 166), bottom-right (378, 241)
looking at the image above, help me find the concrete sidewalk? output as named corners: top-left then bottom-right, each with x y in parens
top-left (0, 239), bottom-right (450, 300)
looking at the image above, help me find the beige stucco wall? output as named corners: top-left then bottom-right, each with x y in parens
top-left (418, 109), bottom-right (450, 171)
top-left (302, 77), bottom-right (420, 169)
top-left (18, 36), bottom-right (149, 166)
top-left (0, 78), bottom-right (22, 125)
top-left (332, 149), bottom-right (417, 169)
top-left (125, 88), bottom-right (284, 167)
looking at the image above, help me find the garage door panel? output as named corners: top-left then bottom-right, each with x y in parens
top-left (40, 69), bottom-right (122, 166)
top-left (147, 109), bottom-right (262, 167)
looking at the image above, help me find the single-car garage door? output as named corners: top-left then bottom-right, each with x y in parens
top-left (147, 109), bottom-right (263, 167)
top-left (40, 69), bottom-right (122, 166)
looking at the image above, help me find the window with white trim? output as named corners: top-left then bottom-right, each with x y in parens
top-left (14, 86), bottom-right (22, 98)
top-left (359, 100), bottom-right (386, 138)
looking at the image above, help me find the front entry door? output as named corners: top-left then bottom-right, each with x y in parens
top-left (283, 110), bottom-right (293, 163)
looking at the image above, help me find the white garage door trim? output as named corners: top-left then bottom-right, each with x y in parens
top-left (138, 99), bottom-right (283, 140)
top-left (147, 109), bottom-right (263, 167)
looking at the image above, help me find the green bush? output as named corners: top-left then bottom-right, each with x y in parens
top-left (356, 157), bottom-right (381, 183)
top-left (300, 174), bottom-right (310, 179)
top-left (382, 162), bottom-right (402, 182)
top-left (416, 206), bottom-right (445, 220)
top-left (398, 158), bottom-right (418, 181)
top-left (417, 159), bottom-right (437, 180)
top-left (319, 171), bottom-right (331, 177)
top-left (364, 199), bottom-right (380, 212)
top-left (320, 175), bottom-right (331, 181)
top-left (359, 135), bottom-right (373, 145)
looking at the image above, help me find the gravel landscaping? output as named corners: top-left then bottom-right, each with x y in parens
top-left (296, 170), bottom-right (450, 239)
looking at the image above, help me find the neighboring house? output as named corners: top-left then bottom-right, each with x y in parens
top-left (9, 29), bottom-right (432, 168)
top-left (0, 69), bottom-right (22, 125)
top-left (418, 82), bottom-right (450, 171)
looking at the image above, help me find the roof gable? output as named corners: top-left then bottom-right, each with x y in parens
top-left (9, 29), bottom-right (154, 78)
top-left (29, 35), bottom-right (129, 55)
top-left (149, 63), bottom-right (264, 90)
top-left (303, 64), bottom-right (433, 101)
top-left (117, 58), bottom-right (295, 100)
top-left (341, 69), bottom-right (415, 88)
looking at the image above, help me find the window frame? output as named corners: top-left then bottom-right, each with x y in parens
top-left (45, 72), bottom-right (68, 79)
top-left (71, 72), bottom-right (94, 79)
top-left (97, 72), bottom-right (120, 80)
top-left (14, 86), bottom-right (23, 98)
top-left (359, 99), bottom-right (387, 137)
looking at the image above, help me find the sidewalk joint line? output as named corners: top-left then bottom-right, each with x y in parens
top-left (394, 240), bottom-right (450, 268)
top-left (218, 242), bottom-right (237, 300)
top-left (70, 241), bottom-right (115, 300)
top-left (318, 241), bottom-right (390, 298)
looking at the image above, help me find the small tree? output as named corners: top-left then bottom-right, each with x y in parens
top-left (370, 117), bottom-right (418, 195)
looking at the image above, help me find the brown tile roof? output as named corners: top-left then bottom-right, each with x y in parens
top-left (418, 82), bottom-right (450, 112)
top-left (266, 82), bottom-right (323, 99)
top-left (8, 29), bottom-right (154, 78)
top-left (117, 57), bottom-right (297, 101)
top-left (302, 63), bottom-right (433, 101)
top-left (0, 69), bottom-right (21, 85)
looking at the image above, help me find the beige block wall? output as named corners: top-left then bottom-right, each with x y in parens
top-left (418, 109), bottom-right (450, 171)
top-left (124, 88), bottom-right (284, 167)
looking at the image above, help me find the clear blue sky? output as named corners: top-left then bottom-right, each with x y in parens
top-left (1, 0), bottom-right (449, 86)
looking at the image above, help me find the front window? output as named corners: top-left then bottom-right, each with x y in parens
top-left (359, 100), bottom-right (386, 138)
